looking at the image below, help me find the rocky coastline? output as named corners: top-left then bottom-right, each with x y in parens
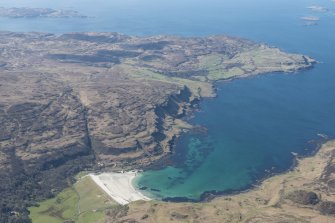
top-left (0, 31), bottom-right (315, 222)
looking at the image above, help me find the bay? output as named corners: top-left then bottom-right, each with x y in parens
top-left (1, 0), bottom-right (334, 200)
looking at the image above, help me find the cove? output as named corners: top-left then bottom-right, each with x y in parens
top-left (135, 65), bottom-right (335, 200)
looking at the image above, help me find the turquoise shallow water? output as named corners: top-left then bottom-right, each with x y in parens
top-left (1, 0), bottom-right (334, 200)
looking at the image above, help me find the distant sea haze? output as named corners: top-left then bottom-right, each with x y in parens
top-left (1, 0), bottom-right (334, 200)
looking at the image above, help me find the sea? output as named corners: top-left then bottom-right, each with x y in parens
top-left (1, 0), bottom-right (334, 200)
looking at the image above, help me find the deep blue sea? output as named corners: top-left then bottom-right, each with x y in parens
top-left (1, 0), bottom-right (334, 200)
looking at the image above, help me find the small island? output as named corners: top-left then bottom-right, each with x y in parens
top-left (300, 16), bottom-right (320, 21)
top-left (307, 5), bottom-right (329, 13)
top-left (0, 7), bottom-right (87, 18)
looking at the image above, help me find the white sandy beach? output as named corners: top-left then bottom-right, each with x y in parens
top-left (89, 171), bottom-right (151, 205)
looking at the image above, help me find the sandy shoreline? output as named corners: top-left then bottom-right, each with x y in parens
top-left (89, 171), bottom-right (151, 205)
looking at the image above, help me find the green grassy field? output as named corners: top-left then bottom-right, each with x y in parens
top-left (121, 63), bottom-right (214, 97)
top-left (29, 176), bottom-right (117, 223)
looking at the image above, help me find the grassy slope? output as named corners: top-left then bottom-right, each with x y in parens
top-left (29, 176), bottom-right (116, 223)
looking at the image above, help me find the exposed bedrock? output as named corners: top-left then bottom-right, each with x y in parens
top-left (87, 85), bottom-right (195, 169)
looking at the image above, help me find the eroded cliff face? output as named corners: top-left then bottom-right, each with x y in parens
top-left (83, 84), bottom-right (195, 169)
top-left (0, 32), bottom-right (315, 221)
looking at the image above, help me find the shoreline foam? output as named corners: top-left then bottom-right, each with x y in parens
top-left (89, 171), bottom-right (151, 205)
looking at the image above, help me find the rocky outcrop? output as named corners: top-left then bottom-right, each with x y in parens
top-left (286, 190), bottom-right (320, 205)
top-left (318, 201), bottom-right (335, 216)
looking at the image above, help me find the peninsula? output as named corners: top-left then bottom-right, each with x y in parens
top-left (0, 32), bottom-right (314, 222)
